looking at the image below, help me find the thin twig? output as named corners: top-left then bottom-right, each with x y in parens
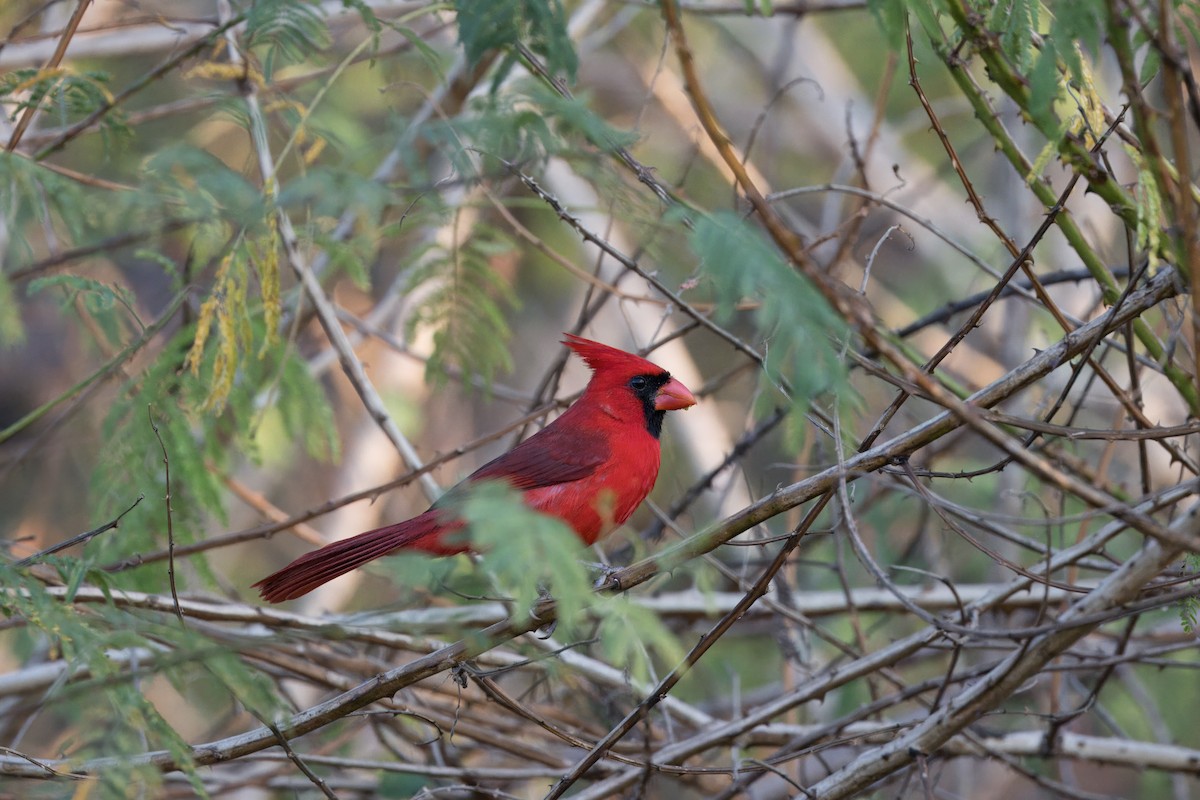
top-left (146, 406), bottom-right (183, 625)
top-left (11, 495), bottom-right (143, 567)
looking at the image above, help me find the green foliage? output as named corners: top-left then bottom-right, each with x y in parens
top-left (184, 235), bottom-right (281, 412)
top-left (990, 0), bottom-right (1038, 71)
top-left (242, 0), bottom-right (332, 79)
top-left (94, 319), bottom-right (338, 579)
top-left (1050, 2), bottom-right (1105, 81)
top-left (277, 164), bottom-right (393, 222)
top-left (867, 0), bottom-right (939, 49)
top-left (866, 0), bottom-right (908, 48)
top-left (524, 82), bottom-right (640, 153)
top-left (3, 0), bottom-right (1197, 789)
top-left (593, 594), bottom-right (687, 684)
top-left (157, 628), bottom-right (284, 721)
top-left (1, 565), bottom-right (284, 796)
top-left (401, 222), bottom-right (520, 390)
top-left (1128, 148), bottom-right (1165, 271)
top-left (453, 0), bottom-right (578, 88)
top-left (1181, 596), bottom-right (1199, 634)
top-left (27, 274), bottom-right (140, 350)
top-left (0, 274), bottom-right (24, 345)
top-left (96, 331), bottom-right (227, 567)
top-left (0, 152), bottom-right (85, 267)
top-left (0, 67), bottom-right (130, 146)
top-left (420, 94), bottom-right (554, 177)
top-left (684, 210), bottom-right (849, 426)
top-left (458, 483), bottom-right (687, 679)
top-left (1129, 21), bottom-right (1166, 86)
top-left (341, 0), bottom-right (381, 34)
top-left (1027, 39), bottom-right (1065, 132)
top-left (414, 80), bottom-right (637, 188)
top-left (389, 23), bottom-right (449, 81)
top-left (1180, 555), bottom-right (1200, 633)
top-left (0, 568), bottom-right (207, 795)
top-left (142, 144), bottom-right (265, 226)
top-left (313, 228), bottom-right (376, 289)
top-left (273, 355), bottom-right (342, 463)
top-left (0, 151), bottom-right (192, 299)
top-left (460, 482), bottom-right (591, 639)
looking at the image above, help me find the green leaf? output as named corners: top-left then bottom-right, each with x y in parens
top-left (460, 482), bottom-right (591, 639)
top-left (907, 0), bottom-right (941, 44)
top-left (275, 354), bottom-right (341, 462)
top-left (418, 79), bottom-right (635, 175)
top-left (993, 0), bottom-right (1039, 71)
top-left (421, 92), bottom-right (554, 174)
top-left (0, 152), bottom-right (91, 263)
top-left (277, 165), bottom-right (393, 221)
top-left (402, 223), bottom-right (519, 391)
top-left (1028, 41), bottom-right (1062, 131)
top-left (867, 0), bottom-right (908, 49)
top-left (525, 83), bottom-right (640, 153)
top-left (391, 24), bottom-right (447, 80)
top-left (27, 274), bottom-right (138, 348)
top-left (0, 68), bottom-right (130, 149)
top-left (243, 0), bottom-right (331, 79)
top-left (1049, 3), bottom-right (1104, 82)
top-left (94, 329), bottom-right (225, 574)
top-left (684, 210), bottom-right (849, 426)
top-left (1181, 555), bottom-right (1200, 633)
top-left (453, 0), bottom-right (578, 85)
top-left (339, 0), bottom-right (381, 33)
top-left (0, 275), bottom-right (22, 345)
top-left (594, 594), bottom-right (686, 683)
top-left (1127, 147), bottom-right (1165, 272)
top-left (1135, 30), bottom-right (1162, 85)
top-left (143, 144), bottom-right (264, 226)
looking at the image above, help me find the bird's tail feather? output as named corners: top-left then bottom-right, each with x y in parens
top-left (254, 511), bottom-right (459, 602)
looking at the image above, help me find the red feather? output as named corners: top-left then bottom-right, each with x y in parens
top-left (254, 336), bottom-right (695, 603)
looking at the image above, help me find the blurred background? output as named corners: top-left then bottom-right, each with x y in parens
top-left (1, 0), bottom-right (1198, 797)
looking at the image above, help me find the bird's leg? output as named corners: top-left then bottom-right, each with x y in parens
top-left (579, 560), bottom-right (622, 590)
top-left (533, 583), bottom-right (557, 638)
top-left (581, 542), bottom-right (625, 589)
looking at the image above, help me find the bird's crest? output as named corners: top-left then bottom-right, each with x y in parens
top-left (562, 334), bottom-right (665, 378)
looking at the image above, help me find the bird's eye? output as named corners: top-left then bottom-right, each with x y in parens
top-left (629, 376), bottom-right (648, 392)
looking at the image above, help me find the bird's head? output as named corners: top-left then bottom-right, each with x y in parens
top-left (563, 334), bottom-right (696, 438)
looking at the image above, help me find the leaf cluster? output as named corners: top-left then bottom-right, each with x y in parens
top-left (453, 0), bottom-right (578, 89)
top-left (686, 210), bottom-right (850, 429)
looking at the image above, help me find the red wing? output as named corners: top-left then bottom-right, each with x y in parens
top-left (467, 423), bottom-right (609, 491)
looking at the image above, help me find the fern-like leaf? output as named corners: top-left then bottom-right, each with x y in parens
top-left (403, 224), bottom-right (520, 390)
top-left (453, 0), bottom-right (578, 87)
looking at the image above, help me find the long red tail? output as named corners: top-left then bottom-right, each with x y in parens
top-left (254, 510), bottom-right (462, 602)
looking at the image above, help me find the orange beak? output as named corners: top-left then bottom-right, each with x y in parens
top-left (654, 377), bottom-right (697, 411)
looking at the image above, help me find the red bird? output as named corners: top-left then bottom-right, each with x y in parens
top-left (254, 335), bottom-right (696, 602)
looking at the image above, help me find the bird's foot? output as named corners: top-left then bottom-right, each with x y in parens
top-left (534, 584), bottom-right (557, 638)
top-left (579, 560), bottom-right (622, 590)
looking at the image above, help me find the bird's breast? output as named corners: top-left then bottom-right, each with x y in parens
top-left (522, 442), bottom-right (661, 546)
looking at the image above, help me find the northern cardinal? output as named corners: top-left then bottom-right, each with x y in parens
top-left (254, 335), bottom-right (696, 602)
